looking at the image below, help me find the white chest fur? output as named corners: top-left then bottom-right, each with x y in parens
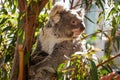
top-left (39, 28), bottom-right (62, 54)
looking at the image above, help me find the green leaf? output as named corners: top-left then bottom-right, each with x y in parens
top-left (102, 0), bottom-right (105, 3)
top-left (95, 0), bottom-right (104, 11)
top-left (24, 52), bottom-right (30, 65)
top-left (2, 26), bottom-right (12, 32)
top-left (97, 11), bottom-right (104, 24)
top-left (18, 29), bottom-right (24, 44)
top-left (12, 5), bottom-right (16, 14)
top-left (0, 18), bottom-right (8, 25)
top-left (57, 63), bottom-right (66, 73)
top-left (5, 54), bottom-right (11, 63)
top-left (97, 15), bottom-right (103, 24)
top-left (91, 35), bottom-right (97, 41)
top-left (0, 9), bottom-right (8, 15)
top-left (85, 16), bottom-right (95, 24)
top-left (0, 35), bottom-right (2, 44)
top-left (18, 12), bottom-right (25, 28)
top-left (46, 1), bottom-right (53, 10)
top-left (89, 60), bottom-right (98, 80)
top-left (98, 0), bottom-right (104, 11)
top-left (107, 8), bottom-right (116, 19)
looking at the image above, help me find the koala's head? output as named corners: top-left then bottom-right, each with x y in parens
top-left (46, 2), bottom-right (85, 39)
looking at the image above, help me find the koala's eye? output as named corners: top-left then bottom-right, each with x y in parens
top-left (71, 20), bottom-right (77, 25)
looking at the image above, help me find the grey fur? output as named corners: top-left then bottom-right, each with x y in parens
top-left (29, 2), bottom-right (85, 80)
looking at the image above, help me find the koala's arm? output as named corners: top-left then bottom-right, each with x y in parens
top-left (29, 40), bottom-right (83, 80)
top-left (30, 40), bottom-right (48, 65)
top-left (34, 40), bottom-right (83, 69)
top-left (29, 41), bottom-right (73, 80)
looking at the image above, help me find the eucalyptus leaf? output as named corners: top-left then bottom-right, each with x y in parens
top-left (85, 16), bottom-right (95, 24)
top-left (98, 0), bottom-right (104, 11)
top-left (11, 5), bottom-right (16, 14)
top-left (0, 18), bottom-right (8, 25)
top-left (89, 60), bottom-right (98, 80)
top-left (24, 52), bottom-right (31, 65)
top-left (2, 26), bottom-right (11, 32)
top-left (0, 9), bottom-right (8, 15)
top-left (0, 35), bottom-right (2, 44)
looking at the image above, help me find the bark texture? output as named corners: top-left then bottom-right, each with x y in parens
top-left (10, 0), bottom-right (48, 80)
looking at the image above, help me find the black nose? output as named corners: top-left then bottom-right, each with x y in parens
top-left (82, 26), bottom-right (85, 30)
top-left (80, 23), bottom-right (85, 30)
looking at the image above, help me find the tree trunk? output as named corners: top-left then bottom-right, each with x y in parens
top-left (10, 0), bottom-right (48, 80)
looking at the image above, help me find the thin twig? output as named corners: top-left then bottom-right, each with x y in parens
top-left (70, 0), bottom-right (74, 9)
top-left (72, 3), bottom-right (81, 9)
top-left (72, 0), bottom-right (81, 9)
top-left (97, 53), bottom-right (120, 68)
top-left (52, 0), bottom-right (55, 5)
top-left (81, 30), bottom-right (111, 40)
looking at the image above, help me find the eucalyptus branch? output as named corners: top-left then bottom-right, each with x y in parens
top-left (11, 0), bottom-right (49, 80)
top-left (97, 53), bottom-right (120, 68)
top-left (72, 3), bottom-right (81, 9)
top-left (18, 0), bottom-right (26, 12)
top-left (81, 30), bottom-right (111, 40)
top-left (72, 0), bottom-right (81, 9)
top-left (70, 0), bottom-right (74, 9)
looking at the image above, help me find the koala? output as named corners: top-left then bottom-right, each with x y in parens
top-left (29, 2), bottom-right (85, 80)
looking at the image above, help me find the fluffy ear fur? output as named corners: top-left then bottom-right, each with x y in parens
top-left (77, 8), bottom-right (85, 20)
top-left (50, 2), bottom-right (67, 23)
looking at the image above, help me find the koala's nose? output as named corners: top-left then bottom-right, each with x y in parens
top-left (80, 23), bottom-right (85, 31)
top-left (81, 25), bottom-right (85, 29)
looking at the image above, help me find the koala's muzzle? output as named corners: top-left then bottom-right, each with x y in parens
top-left (72, 21), bottom-right (85, 37)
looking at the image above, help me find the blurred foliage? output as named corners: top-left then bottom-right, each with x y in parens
top-left (0, 0), bottom-right (18, 79)
top-left (0, 0), bottom-right (50, 79)
top-left (0, 0), bottom-right (120, 80)
top-left (57, 46), bottom-right (99, 80)
top-left (57, 54), bottom-right (90, 80)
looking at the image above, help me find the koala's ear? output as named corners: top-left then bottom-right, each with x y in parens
top-left (50, 2), bottom-right (67, 23)
top-left (50, 2), bottom-right (67, 17)
top-left (77, 8), bottom-right (85, 19)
